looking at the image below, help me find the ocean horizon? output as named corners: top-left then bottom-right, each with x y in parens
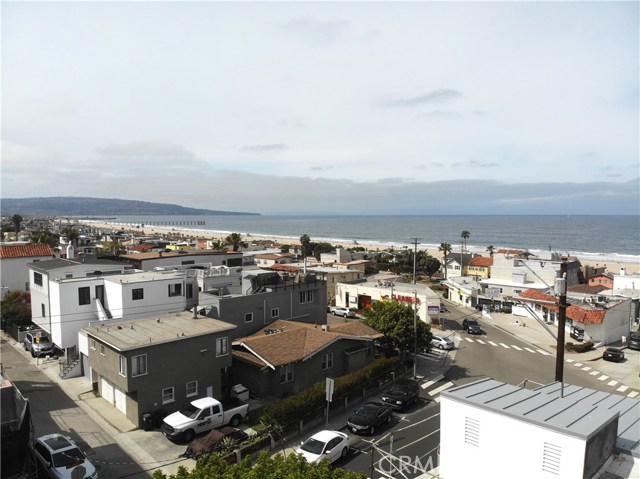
top-left (84, 214), bottom-right (640, 265)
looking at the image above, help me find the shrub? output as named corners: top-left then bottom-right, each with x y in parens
top-left (565, 342), bottom-right (574, 351)
top-left (572, 341), bottom-right (594, 353)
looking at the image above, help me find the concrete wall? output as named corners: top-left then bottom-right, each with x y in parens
top-left (1, 256), bottom-right (51, 293)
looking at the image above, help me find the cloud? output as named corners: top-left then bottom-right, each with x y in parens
top-left (279, 117), bottom-right (306, 129)
top-left (381, 89), bottom-right (463, 108)
top-left (310, 165), bottom-right (332, 172)
top-left (239, 144), bottom-right (289, 153)
top-left (279, 17), bottom-right (350, 47)
top-left (469, 160), bottom-right (499, 168)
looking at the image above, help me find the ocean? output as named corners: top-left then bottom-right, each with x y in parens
top-left (91, 215), bottom-right (639, 265)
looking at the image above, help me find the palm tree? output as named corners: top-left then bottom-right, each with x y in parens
top-left (486, 245), bottom-right (495, 257)
top-left (300, 234), bottom-right (311, 258)
top-left (61, 226), bottom-right (80, 248)
top-left (224, 232), bottom-right (246, 252)
top-left (461, 230), bottom-right (470, 253)
top-left (439, 242), bottom-right (452, 280)
top-left (11, 214), bottom-right (23, 236)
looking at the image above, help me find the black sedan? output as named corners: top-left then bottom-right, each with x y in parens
top-left (346, 402), bottom-right (393, 435)
top-left (381, 379), bottom-right (420, 410)
top-left (603, 347), bottom-right (625, 362)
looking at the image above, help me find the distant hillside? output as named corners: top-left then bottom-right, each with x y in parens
top-left (0, 197), bottom-right (259, 217)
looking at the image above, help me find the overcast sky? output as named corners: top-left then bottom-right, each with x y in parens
top-left (2, 1), bottom-right (638, 215)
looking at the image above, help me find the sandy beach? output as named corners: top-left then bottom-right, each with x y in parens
top-left (81, 220), bottom-right (640, 276)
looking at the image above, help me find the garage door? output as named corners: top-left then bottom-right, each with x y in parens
top-left (114, 388), bottom-right (127, 415)
top-left (101, 378), bottom-right (114, 405)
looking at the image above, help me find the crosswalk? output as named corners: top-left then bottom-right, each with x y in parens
top-left (419, 377), bottom-right (455, 403)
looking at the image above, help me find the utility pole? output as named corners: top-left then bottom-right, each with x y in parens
top-left (413, 290), bottom-right (418, 379)
top-left (555, 258), bottom-right (568, 383)
top-left (410, 237), bottom-right (421, 284)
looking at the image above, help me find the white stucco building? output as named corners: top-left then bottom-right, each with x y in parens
top-left (0, 243), bottom-right (54, 296)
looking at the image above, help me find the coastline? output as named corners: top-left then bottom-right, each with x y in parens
top-left (81, 220), bottom-right (640, 275)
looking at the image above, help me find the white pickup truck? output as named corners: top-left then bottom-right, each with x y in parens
top-left (161, 396), bottom-right (249, 442)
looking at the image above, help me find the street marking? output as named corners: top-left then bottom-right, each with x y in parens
top-left (537, 349), bottom-right (551, 356)
top-left (589, 371), bottom-right (599, 376)
top-left (476, 339), bottom-right (486, 344)
top-left (396, 412), bottom-right (440, 432)
top-left (582, 367), bottom-right (591, 371)
top-left (566, 359), bottom-right (574, 363)
top-left (607, 380), bottom-right (618, 386)
top-left (617, 385), bottom-right (629, 393)
top-left (524, 347), bottom-right (536, 353)
top-left (510, 345), bottom-right (522, 351)
top-left (488, 341), bottom-right (498, 346)
top-left (499, 343), bottom-right (510, 349)
top-left (395, 428), bottom-right (440, 452)
top-left (420, 375), bottom-right (444, 390)
top-left (464, 338), bottom-right (474, 343)
top-left (434, 397), bottom-right (441, 403)
top-left (598, 375), bottom-right (608, 381)
top-left (429, 381), bottom-right (455, 396)
top-left (628, 391), bottom-right (638, 398)
top-left (573, 363), bottom-right (583, 367)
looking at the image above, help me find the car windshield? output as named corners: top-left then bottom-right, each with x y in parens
top-left (387, 385), bottom-right (408, 395)
top-left (355, 406), bottom-right (376, 418)
top-left (300, 437), bottom-right (326, 455)
top-left (52, 447), bottom-right (85, 468)
top-left (179, 404), bottom-right (200, 419)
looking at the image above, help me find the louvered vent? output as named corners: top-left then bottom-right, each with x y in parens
top-left (464, 417), bottom-right (480, 447)
top-left (542, 442), bottom-right (561, 475)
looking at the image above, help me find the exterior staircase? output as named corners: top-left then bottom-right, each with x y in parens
top-left (59, 353), bottom-right (81, 379)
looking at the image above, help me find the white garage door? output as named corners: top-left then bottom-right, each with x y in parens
top-left (101, 378), bottom-right (114, 405)
top-left (114, 388), bottom-right (127, 415)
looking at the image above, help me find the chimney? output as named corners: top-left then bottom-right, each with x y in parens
top-left (322, 324), bottom-right (330, 332)
top-left (620, 267), bottom-right (626, 276)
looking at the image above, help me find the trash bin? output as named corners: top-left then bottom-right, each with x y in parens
top-left (230, 384), bottom-right (249, 401)
top-left (141, 413), bottom-right (154, 431)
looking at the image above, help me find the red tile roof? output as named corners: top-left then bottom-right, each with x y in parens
top-left (0, 244), bottom-right (54, 259)
top-left (468, 256), bottom-right (493, 267)
top-left (496, 249), bottom-right (522, 255)
top-left (518, 289), bottom-right (607, 324)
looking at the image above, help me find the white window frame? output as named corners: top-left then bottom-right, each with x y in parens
top-left (118, 355), bottom-right (126, 377)
top-left (216, 337), bottom-right (228, 357)
top-left (90, 339), bottom-right (96, 350)
top-left (271, 308), bottom-right (279, 318)
top-left (280, 364), bottom-right (294, 383)
top-left (162, 387), bottom-right (175, 405)
top-left (168, 283), bottom-right (182, 297)
top-left (34, 272), bottom-right (43, 286)
top-left (322, 352), bottom-right (334, 370)
top-left (299, 290), bottom-right (314, 304)
top-left (100, 344), bottom-right (106, 356)
top-left (131, 354), bottom-right (148, 377)
top-left (244, 312), bottom-right (253, 323)
top-left (186, 380), bottom-right (198, 397)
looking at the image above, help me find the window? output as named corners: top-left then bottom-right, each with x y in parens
top-left (244, 312), bottom-right (253, 323)
top-left (132, 288), bottom-right (144, 300)
top-left (118, 355), bottom-right (126, 376)
top-left (216, 337), bottom-right (228, 357)
top-left (100, 344), bottom-right (106, 356)
top-left (168, 283), bottom-right (182, 297)
top-left (90, 339), bottom-right (96, 350)
top-left (132, 354), bottom-right (147, 376)
top-left (271, 308), bottom-right (279, 318)
top-left (41, 304), bottom-right (45, 317)
top-left (162, 387), bottom-right (175, 404)
top-left (280, 364), bottom-right (293, 383)
top-left (78, 287), bottom-right (91, 305)
top-left (187, 283), bottom-right (193, 299)
top-left (322, 352), bottom-right (334, 370)
top-left (299, 290), bottom-right (314, 304)
top-left (514, 289), bottom-right (522, 294)
top-left (34, 272), bottom-right (43, 286)
top-left (186, 381), bottom-right (198, 397)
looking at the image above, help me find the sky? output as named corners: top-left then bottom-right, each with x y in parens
top-left (1, 0), bottom-right (638, 215)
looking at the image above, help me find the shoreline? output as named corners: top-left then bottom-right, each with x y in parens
top-left (80, 220), bottom-right (640, 275)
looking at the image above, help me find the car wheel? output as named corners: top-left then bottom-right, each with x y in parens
top-left (229, 415), bottom-right (242, 428)
top-left (369, 425), bottom-right (375, 435)
top-left (31, 350), bottom-right (36, 358)
top-left (438, 344), bottom-right (444, 350)
top-left (183, 429), bottom-right (195, 443)
top-left (341, 446), bottom-right (348, 458)
top-left (333, 312), bottom-right (338, 316)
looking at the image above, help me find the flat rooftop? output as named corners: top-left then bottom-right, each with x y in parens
top-left (84, 311), bottom-right (236, 351)
top-left (441, 378), bottom-right (640, 457)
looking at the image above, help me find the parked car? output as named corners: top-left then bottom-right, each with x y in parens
top-left (628, 332), bottom-right (640, 351)
top-left (346, 402), bottom-right (393, 435)
top-left (33, 433), bottom-right (98, 479)
top-left (381, 379), bottom-right (420, 410)
top-left (23, 329), bottom-right (55, 358)
top-left (330, 306), bottom-right (356, 318)
top-left (296, 430), bottom-right (350, 464)
top-left (440, 305), bottom-right (449, 313)
top-left (162, 396), bottom-right (249, 442)
top-left (462, 318), bottom-right (482, 335)
top-left (431, 335), bottom-right (455, 350)
top-left (570, 326), bottom-right (585, 342)
top-left (603, 347), bottom-right (625, 362)
top-left (181, 426), bottom-right (249, 459)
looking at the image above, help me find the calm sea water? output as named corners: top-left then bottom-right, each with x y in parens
top-left (95, 215), bottom-right (639, 264)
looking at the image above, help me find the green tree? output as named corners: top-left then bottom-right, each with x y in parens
top-left (224, 232), bottom-right (246, 252)
top-left (152, 449), bottom-right (365, 479)
top-left (30, 229), bottom-right (60, 248)
top-left (310, 241), bottom-right (334, 260)
top-left (486, 245), bottom-right (495, 257)
top-left (461, 230), bottom-right (471, 253)
top-left (438, 243), bottom-right (452, 280)
top-left (418, 254), bottom-right (441, 280)
top-left (61, 226), bottom-right (80, 248)
top-left (300, 233), bottom-right (312, 258)
top-left (362, 300), bottom-right (432, 358)
top-left (11, 214), bottom-right (23, 236)
top-left (1, 291), bottom-right (32, 330)
top-left (99, 240), bottom-right (126, 257)
top-left (280, 244), bottom-right (291, 253)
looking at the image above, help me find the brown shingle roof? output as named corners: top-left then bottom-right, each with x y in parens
top-left (568, 284), bottom-right (609, 294)
top-left (232, 320), bottom-right (382, 368)
top-left (518, 289), bottom-right (607, 324)
top-left (0, 244), bottom-right (54, 259)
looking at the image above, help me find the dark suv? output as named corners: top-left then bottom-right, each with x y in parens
top-left (381, 379), bottom-right (420, 410)
top-left (628, 332), bottom-right (640, 351)
top-left (462, 318), bottom-right (482, 335)
top-left (23, 330), bottom-right (55, 358)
